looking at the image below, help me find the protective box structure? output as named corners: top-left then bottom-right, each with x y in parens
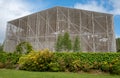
top-left (4, 6), bottom-right (116, 52)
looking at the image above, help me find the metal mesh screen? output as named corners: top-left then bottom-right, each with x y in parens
top-left (4, 6), bottom-right (116, 52)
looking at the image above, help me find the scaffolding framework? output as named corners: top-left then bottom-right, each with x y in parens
top-left (4, 6), bottom-right (116, 52)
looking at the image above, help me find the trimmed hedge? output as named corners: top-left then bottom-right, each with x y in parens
top-left (19, 50), bottom-right (120, 75)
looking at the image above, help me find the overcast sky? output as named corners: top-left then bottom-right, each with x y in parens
top-left (0, 0), bottom-right (120, 43)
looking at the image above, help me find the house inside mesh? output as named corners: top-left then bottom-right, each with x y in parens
top-left (4, 6), bottom-right (116, 52)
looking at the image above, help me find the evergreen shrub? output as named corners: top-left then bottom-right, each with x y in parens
top-left (18, 50), bottom-right (120, 75)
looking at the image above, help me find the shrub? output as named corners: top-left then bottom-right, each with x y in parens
top-left (71, 59), bottom-right (81, 72)
top-left (0, 62), bottom-right (5, 68)
top-left (18, 51), bottom-right (120, 75)
top-left (0, 52), bottom-right (21, 69)
top-left (0, 52), bottom-right (7, 63)
top-left (19, 49), bottom-right (54, 71)
top-left (101, 61), bottom-right (110, 72)
top-left (48, 62), bottom-right (60, 72)
top-left (55, 57), bottom-right (66, 71)
top-left (5, 53), bottom-right (21, 69)
top-left (109, 58), bottom-right (120, 75)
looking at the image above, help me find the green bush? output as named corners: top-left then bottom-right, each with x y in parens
top-left (19, 49), bottom-right (54, 71)
top-left (101, 62), bottom-right (110, 72)
top-left (109, 58), bottom-right (120, 75)
top-left (48, 62), bottom-right (60, 72)
top-left (55, 57), bottom-right (66, 71)
top-left (0, 62), bottom-right (5, 68)
top-left (0, 52), bottom-right (21, 69)
top-left (70, 59), bottom-right (81, 72)
top-left (0, 52), bottom-right (7, 63)
top-left (18, 51), bottom-right (120, 75)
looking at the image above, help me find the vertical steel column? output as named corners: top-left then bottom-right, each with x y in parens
top-left (3, 23), bottom-right (10, 52)
top-left (27, 16), bottom-right (30, 40)
top-left (67, 8), bottom-right (70, 33)
top-left (79, 10), bottom-right (82, 51)
top-left (56, 7), bottom-right (58, 33)
top-left (92, 13), bottom-right (95, 52)
top-left (35, 13), bottom-right (38, 50)
top-left (111, 15), bottom-right (116, 52)
top-left (45, 10), bottom-right (49, 48)
top-left (106, 16), bottom-right (109, 52)
top-left (56, 7), bottom-right (59, 37)
top-left (47, 11), bottom-right (50, 49)
top-left (25, 17), bottom-right (28, 42)
top-left (18, 19), bottom-right (21, 43)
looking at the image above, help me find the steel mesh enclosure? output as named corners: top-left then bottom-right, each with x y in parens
top-left (4, 6), bottom-right (116, 52)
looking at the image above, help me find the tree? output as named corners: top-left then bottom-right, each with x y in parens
top-left (55, 32), bottom-right (72, 52)
top-left (15, 42), bottom-right (33, 54)
top-left (55, 34), bottom-right (63, 52)
top-left (73, 36), bottom-right (81, 52)
top-left (116, 38), bottom-right (120, 52)
top-left (63, 32), bottom-right (72, 51)
top-left (0, 43), bottom-right (3, 52)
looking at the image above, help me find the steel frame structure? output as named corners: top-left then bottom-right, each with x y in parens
top-left (4, 6), bottom-right (116, 52)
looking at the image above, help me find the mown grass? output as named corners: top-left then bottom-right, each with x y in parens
top-left (0, 69), bottom-right (120, 78)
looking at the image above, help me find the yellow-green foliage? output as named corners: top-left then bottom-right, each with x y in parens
top-left (19, 51), bottom-right (120, 75)
top-left (19, 49), bottom-right (53, 71)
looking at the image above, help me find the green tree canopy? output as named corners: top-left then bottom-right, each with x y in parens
top-left (0, 43), bottom-right (3, 52)
top-left (55, 32), bottom-right (81, 52)
top-left (116, 38), bottom-right (120, 52)
top-left (62, 32), bottom-right (72, 51)
top-left (55, 34), bottom-right (63, 52)
top-left (73, 36), bottom-right (81, 52)
top-left (15, 42), bottom-right (33, 54)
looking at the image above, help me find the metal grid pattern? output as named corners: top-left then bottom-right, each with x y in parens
top-left (4, 6), bottom-right (116, 52)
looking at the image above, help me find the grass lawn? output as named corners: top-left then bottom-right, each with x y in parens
top-left (0, 69), bottom-right (120, 78)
